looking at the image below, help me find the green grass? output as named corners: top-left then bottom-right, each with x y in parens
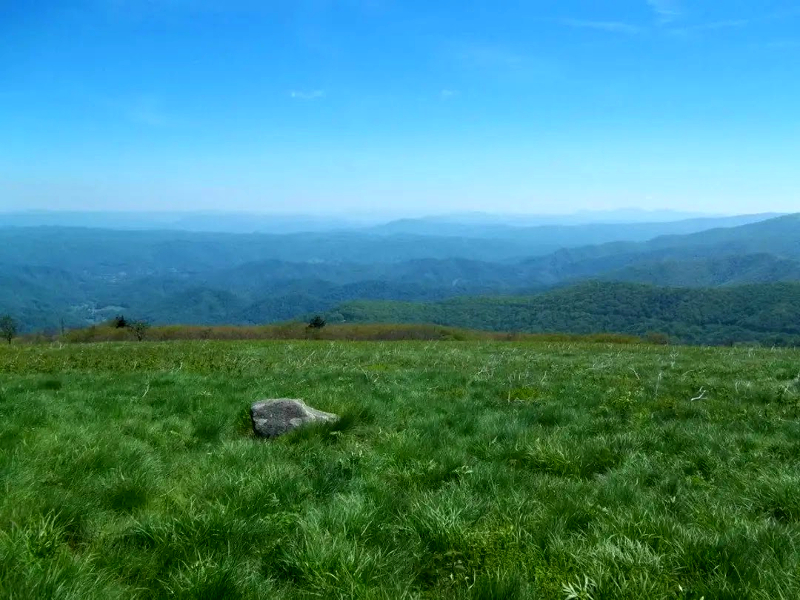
top-left (1, 340), bottom-right (800, 598)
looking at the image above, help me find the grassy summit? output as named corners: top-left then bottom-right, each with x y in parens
top-left (2, 340), bottom-right (800, 598)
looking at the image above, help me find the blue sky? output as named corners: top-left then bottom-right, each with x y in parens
top-left (1, 0), bottom-right (799, 216)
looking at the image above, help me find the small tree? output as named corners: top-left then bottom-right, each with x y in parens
top-left (0, 315), bottom-right (17, 344)
top-left (308, 315), bottom-right (326, 330)
top-left (128, 320), bottom-right (150, 342)
top-left (112, 314), bottom-right (128, 328)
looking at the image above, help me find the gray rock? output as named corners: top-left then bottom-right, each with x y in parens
top-left (250, 399), bottom-right (339, 438)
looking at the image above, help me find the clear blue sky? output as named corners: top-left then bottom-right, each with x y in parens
top-left (1, 0), bottom-right (799, 216)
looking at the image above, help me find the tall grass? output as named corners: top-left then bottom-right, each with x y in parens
top-left (1, 340), bottom-right (800, 597)
top-left (31, 322), bottom-right (643, 345)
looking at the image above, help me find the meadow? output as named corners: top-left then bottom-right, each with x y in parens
top-left (1, 339), bottom-right (800, 598)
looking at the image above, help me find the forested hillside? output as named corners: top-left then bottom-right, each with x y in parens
top-left (332, 282), bottom-right (800, 346)
top-left (602, 254), bottom-right (800, 287)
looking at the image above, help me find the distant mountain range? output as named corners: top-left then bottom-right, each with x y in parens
top-left (0, 209), bottom-right (779, 234)
top-left (364, 213), bottom-right (781, 238)
top-left (0, 211), bottom-right (365, 234)
top-left (1, 212), bottom-right (798, 340)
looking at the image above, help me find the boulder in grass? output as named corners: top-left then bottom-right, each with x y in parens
top-left (250, 399), bottom-right (338, 438)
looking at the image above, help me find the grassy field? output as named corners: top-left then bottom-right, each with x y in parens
top-left (2, 340), bottom-right (800, 599)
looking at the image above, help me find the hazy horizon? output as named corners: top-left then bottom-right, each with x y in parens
top-left (3, 1), bottom-right (799, 215)
top-left (3, 206), bottom-right (732, 216)
top-left (0, 206), bottom-right (753, 222)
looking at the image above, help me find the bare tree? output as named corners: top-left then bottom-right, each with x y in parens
top-left (128, 320), bottom-right (150, 342)
top-left (0, 315), bottom-right (17, 344)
